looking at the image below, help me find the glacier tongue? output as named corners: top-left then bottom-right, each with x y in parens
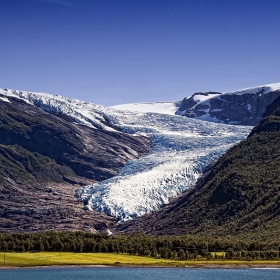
top-left (76, 109), bottom-right (252, 221)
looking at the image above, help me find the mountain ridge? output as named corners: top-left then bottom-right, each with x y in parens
top-left (177, 83), bottom-right (280, 125)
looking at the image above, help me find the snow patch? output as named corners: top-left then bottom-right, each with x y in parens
top-left (0, 88), bottom-right (115, 131)
top-left (0, 96), bottom-right (11, 103)
top-left (228, 82), bottom-right (280, 96)
top-left (111, 101), bottom-right (181, 115)
top-left (193, 93), bottom-right (221, 102)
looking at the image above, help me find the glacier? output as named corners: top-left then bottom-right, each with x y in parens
top-left (0, 88), bottom-right (252, 221)
top-left (76, 109), bottom-right (252, 221)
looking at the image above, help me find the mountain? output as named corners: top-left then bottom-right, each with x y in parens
top-left (1, 83), bottom-right (279, 237)
top-left (0, 95), bottom-right (150, 182)
top-left (0, 88), bottom-right (251, 225)
top-left (0, 92), bottom-right (150, 233)
top-left (176, 83), bottom-right (280, 125)
top-left (115, 96), bottom-right (280, 239)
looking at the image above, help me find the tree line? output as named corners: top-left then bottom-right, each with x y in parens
top-left (0, 231), bottom-right (280, 260)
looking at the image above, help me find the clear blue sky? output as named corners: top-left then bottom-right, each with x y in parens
top-left (1, 0), bottom-right (280, 106)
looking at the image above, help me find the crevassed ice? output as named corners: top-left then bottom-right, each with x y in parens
top-left (76, 109), bottom-right (252, 221)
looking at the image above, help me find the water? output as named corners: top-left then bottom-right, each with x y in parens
top-left (0, 267), bottom-right (279, 280)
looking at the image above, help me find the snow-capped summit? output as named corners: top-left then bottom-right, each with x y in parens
top-left (176, 83), bottom-right (280, 125)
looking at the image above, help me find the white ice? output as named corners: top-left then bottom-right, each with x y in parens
top-left (76, 109), bottom-right (252, 221)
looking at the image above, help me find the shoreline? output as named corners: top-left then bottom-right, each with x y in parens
top-left (1, 263), bottom-right (280, 270)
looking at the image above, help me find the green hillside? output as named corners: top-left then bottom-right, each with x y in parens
top-left (116, 96), bottom-right (280, 240)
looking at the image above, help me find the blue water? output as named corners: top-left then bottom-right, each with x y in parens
top-left (0, 267), bottom-right (279, 280)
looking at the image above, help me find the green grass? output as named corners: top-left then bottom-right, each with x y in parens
top-left (0, 252), bottom-right (183, 267)
top-left (0, 252), bottom-right (279, 268)
top-left (211, 252), bottom-right (226, 257)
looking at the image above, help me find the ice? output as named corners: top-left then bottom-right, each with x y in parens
top-left (0, 88), bottom-right (115, 131)
top-left (76, 109), bottom-right (252, 221)
top-left (228, 82), bottom-right (280, 95)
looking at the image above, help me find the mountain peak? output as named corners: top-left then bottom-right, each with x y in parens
top-left (177, 83), bottom-right (280, 125)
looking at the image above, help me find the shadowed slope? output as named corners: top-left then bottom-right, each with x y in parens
top-left (0, 94), bottom-right (150, 233)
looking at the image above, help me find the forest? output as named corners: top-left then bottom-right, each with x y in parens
top-left (0, 231), bottom-right (279, 261)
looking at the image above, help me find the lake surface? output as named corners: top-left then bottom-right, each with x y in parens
top-left (0, 267), bottom-right (279, 280)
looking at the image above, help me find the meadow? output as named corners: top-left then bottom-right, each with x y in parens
top-left (1, 252), bottom-right (280, 268)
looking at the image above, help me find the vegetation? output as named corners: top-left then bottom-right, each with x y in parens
top-left (0, 95), bottom-right (150, 185)
top-left (0, 144), bottom-right (74, 185)
top-left (1, 95), bottom-right (280, 266)
top-left (1, 252), bottom-right (280, 268)
top-left (116, 96), bottom-right (280, 239)
top-left (0, 252), bottom-right (184, 267)
top-left (0, 232), bottom-right (280, 263)
top-left (185, 130), bottom-right (280, 237)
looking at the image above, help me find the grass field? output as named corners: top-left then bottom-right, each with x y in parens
top-left (210, 252), bottom-right (226, 258)
top-left (0, 252), bottom-right (280, 268)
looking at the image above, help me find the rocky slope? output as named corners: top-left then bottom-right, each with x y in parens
top-left (177, 83), bottom-right (280, 125)
top-left (0, 94), bottom-right (150, 233)
top-left (116, 96), bottom-right (280, 239)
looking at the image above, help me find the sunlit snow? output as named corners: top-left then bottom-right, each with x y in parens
top-left (111, 101), bottom-right (181, 115)
top-left (176, 82), bottom-right (280, 124)
top-left (192, 93), bottom-right (221, 102)
top-left (0, 96), bottom-right (11, 103)
top-left (228, 82), bottom-right (280, 95)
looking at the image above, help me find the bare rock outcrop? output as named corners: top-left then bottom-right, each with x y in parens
top-left (177, 88), bottom-right (280, 125)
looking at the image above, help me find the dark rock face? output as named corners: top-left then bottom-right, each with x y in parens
top-left (177, 89), bottom-right (280, 125)
top-left (0, 95), bottom-right (150, 182)
top-left (0, 95), bottom-right (150, 233)
top-left (248, 95), bottom-right (280, 137)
